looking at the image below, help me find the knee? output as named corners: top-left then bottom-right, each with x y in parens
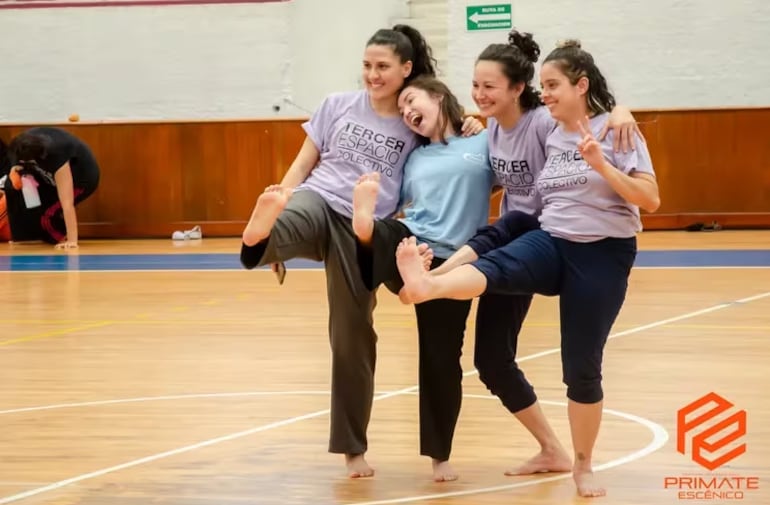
top-left (475, 357), bottom-right (536, 412)
top-left (563, 358), bottom-right (603, 404)
top-left (502, 210), bottom-right (539, 234)
top-left (240, 241), bottom-right (267, 270)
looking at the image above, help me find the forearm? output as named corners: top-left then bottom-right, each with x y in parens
top-left (280, 163), bottom-right (313, 189)
top-left (279, 137), bottom-right (320, 189)
top-left (598, 162), bottom-right (660, 212)
top-left (430, 245), bottom-right (478, 276)
top-left (62, 205), bottom-right (78, 243)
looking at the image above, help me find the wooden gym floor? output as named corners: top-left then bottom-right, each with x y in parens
top-left (0, 231), bottom-right (768, 504)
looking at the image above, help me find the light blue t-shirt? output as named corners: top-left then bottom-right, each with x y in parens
top-left (398, 131), bottom-right (494, 258)
top-left (298, 90), bottom-right (420, 219)
top-left (537, 112), bottom-right (656, 242)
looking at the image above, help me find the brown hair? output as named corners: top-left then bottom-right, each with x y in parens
top-left (476, 29), bottom-right (542, 111)
top-left (404, 76), bottom-right (465, 145)
top-left (543, 39), bottom-right (616, 115)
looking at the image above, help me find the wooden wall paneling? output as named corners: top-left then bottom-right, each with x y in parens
top-left (1, 107), bottom-right (767, 239)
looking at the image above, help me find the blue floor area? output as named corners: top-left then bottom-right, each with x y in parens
top-left (1, 250), bottom-right (769, 271)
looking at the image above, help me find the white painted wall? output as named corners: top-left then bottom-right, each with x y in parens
top-left (0, 0), bottom-right (408, 122)
top-left (447, 0), bottom-right (770, 112)
top-left (0, 0), bottom-right (767, 123)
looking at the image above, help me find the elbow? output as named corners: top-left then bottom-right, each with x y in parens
top-left (642, 195), bottom-right (661, 213)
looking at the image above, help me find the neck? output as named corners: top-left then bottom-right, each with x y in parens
top-left (430, 123), bottom-right (457, 144)
top-left (369, 94), bottom-right (400, 117)
top-left (561, 104), bottom-right (592, 133)
top-left (495, 103), bottom-right (524, 130)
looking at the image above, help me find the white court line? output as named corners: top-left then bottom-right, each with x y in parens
top-left (0, 391), bottom-right (330, 416)
top-left (348, 396), bottom-right (669, 505)
top-left (0, 291), bottom-right (767, 504)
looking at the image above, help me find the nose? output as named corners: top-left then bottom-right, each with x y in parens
top-left (367, 68), bottom-right (380, 82)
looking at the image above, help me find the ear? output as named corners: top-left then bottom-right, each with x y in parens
top-left (403, 60), bottom-right (413, 78)
top-left (576, 76), bottom-right (590, 96)
top-left (512, 81), bottom-right (526, 97)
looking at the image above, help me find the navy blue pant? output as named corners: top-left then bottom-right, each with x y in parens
top-left (473, 228), bottom-right (637, 404)
top-left (467, 211), bottom-right (541, 413)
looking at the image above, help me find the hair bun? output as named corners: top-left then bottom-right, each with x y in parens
top-left (507, 29), bottom-right (540, 63)
top-left (556, 39), bottom-right (581, 49)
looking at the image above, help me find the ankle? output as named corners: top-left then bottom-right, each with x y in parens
top-left (540, 441), bottom-right (566, 454)
top-left (573, 455), bottom-right (593, 471)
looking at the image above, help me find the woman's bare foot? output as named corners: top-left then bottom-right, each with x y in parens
top-left (432, 459), bottom-right (458, 482)
top-left (396, 237), bottom-right (433, 304)
top-left (242, 185), bottom-right (290, 246)
top-left (352, 173), bottom-right (381, 244)
top-left (417, 242), bottom-right (434, 271)
top-left (573, 464), bottom-right (605, 497)
top-left (346, 453), bottom-right (374, 478)
top-left (504, 447), bottom-right (572, 476)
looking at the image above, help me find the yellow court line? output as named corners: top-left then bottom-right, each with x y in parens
top-left (0, 321), bottom-right (114, 347)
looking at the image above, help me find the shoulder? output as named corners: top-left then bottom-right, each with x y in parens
top-left (321, 90), bottom-right (366, 108)
top-left (464, 129), bottom-right (489, 151)
top-left (531, 106), bottom-right (557, 132)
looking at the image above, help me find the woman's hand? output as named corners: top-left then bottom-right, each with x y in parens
top-left (460, 116), bottom-right (484, 136)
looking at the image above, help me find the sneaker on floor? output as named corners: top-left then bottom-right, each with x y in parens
top-left (172, 225), bottom-right (202, 240)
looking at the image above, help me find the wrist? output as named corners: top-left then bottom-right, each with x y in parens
top-left (592, 159), bottom-right (614, 175)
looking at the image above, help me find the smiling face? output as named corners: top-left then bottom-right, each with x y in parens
top-left (362, 44), bottom-right (412, 102)
top-left (397, 85), bottom-right (442, 139)
top-left (539, 60), bottom-right (588, 122)
top-left (471, 60), bottom-right (522, 120)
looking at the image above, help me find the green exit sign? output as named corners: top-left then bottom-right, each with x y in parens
top-left (466, 4), bottom-right (512, 31)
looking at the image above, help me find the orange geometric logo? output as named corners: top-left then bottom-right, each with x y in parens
top-left (677, 392), bottom-right (746, 471)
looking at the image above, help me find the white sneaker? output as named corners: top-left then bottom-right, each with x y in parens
top-left (172, 225), bottom-right (202, 240)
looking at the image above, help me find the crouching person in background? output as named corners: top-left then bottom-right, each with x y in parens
top-left (2, 127), bottom-right (100, 249)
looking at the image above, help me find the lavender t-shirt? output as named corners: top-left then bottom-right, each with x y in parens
top-left (296, 90), bottom-right (419, 219)
top-left (537, 112), bottom-right (656, 242)
top-left (488, 105), bottom-right (555, 217)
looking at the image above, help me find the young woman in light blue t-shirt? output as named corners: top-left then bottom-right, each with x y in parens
top-left (351, 75), bottom-right (493, 482)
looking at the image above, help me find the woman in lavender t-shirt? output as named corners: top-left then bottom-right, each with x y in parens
top-left (394, 40), bottom-right (660, 498)
top-left (428, 30), bottom-right (640, 479)
top-left (239, 25), bottom-right (434, 479)
top-left (239, 25), bottom-right (481, 478)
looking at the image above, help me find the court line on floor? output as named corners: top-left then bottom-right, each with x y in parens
top-left (0, 290), bottom-right (767, 504)
top-left (1, 319), bottom-right (767, 331)
top-left (348, 396), bottom-right (668, 505)
top-left (0, 393), bottom-right (665, 505)
top-left (0, 321), bottom-right (113, 347)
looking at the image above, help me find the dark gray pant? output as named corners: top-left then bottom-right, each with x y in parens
top-left (240, 190), bottom-right (377, 455)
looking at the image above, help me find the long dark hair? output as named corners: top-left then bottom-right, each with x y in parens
top-left (367, 24), bottom-right (437, 86)
top-left (543, 39), bottom-right (616, 115)
top-left (476, 29), bottom-right (542, 111)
